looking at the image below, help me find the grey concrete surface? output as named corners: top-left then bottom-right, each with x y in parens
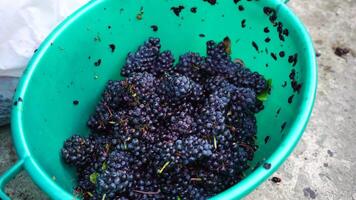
top-left (0, 0), bottom-right (356, 199)
top-left (0, 126), bottom-right (48, 200)
top-left (246, 1), bottom-right (356, 199)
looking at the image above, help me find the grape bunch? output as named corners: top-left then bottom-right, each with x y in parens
top-left (61, 37), bottom-right (269, 199)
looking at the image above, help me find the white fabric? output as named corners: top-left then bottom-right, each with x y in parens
top-left (0, 0), bottom-right (88, 77)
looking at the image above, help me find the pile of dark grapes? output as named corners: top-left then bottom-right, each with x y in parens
top-left (61, 37), bottom-right (269, 200)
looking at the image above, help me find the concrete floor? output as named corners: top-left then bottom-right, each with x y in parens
top-left (246, 0), bottom-right (356, 199)
top-left (1, 0), bottom-right (356, 199)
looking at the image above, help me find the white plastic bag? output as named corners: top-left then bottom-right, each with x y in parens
top-left (0, 0), bottom-right (88, 125)
top-left (0, 0), bottom-right (88, 77)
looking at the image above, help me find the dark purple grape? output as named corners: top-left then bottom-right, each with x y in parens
top-left (61, 135), bottom-right (95, 167)
top-left (61, 37), bottom-right (268, 199)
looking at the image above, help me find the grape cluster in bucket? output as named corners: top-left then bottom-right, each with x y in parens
top-left (61, 37), bottom-right (269, 199)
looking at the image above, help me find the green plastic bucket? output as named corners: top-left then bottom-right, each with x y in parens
top-left (0, 0), bottom-right (317, 199)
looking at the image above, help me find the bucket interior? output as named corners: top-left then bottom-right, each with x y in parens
top-left (16, 0), bottom-right (312, 197)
